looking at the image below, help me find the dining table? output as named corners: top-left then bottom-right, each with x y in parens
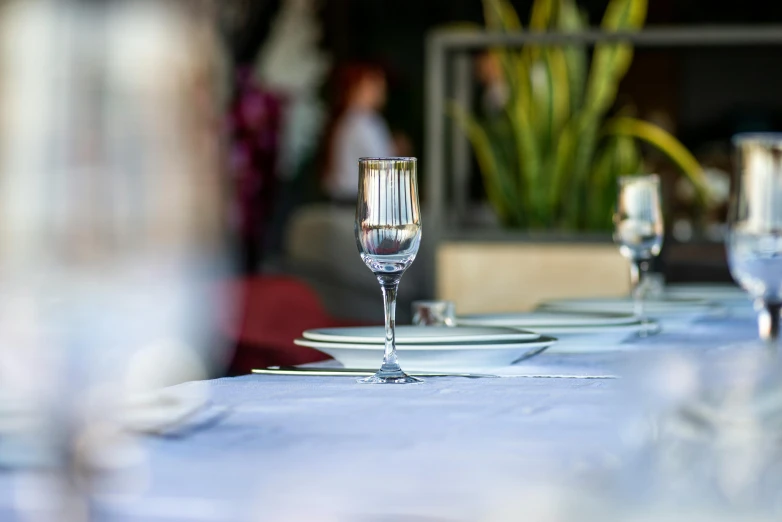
top-left (0, 311), bottom-right (764, 522)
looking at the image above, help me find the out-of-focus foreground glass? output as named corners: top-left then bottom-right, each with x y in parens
top-left (613, 174), bottom-right (664, 331)
top-left (0, 0), bottom-right (228, 518)
top-left (610, 346), bottom-right (782, 521)
top-left (728, 133), bottom-right (782, 342)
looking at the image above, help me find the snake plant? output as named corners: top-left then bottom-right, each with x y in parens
top-left (451, 0), bottom-right (709, 230)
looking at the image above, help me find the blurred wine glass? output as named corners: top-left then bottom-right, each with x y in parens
top-left (355, 157), bottom-right (422, 384)
top-left (0, 0), bottom-right (228, 518)
top-left (613, 175), bottom-right (664, 331)
top-left (728, 133), bottom-right (782, 342)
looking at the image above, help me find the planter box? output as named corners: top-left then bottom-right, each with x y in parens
top-left (436, 240), bottom-right (631, 314)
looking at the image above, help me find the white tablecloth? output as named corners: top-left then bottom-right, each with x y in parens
top-left (0, 314), bottom-right (762, 521)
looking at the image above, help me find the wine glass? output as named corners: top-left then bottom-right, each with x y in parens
top-left (355, 157), bottom-right (422, 384)
top-left (728, 133), bottom-right (782, 342)
top-left (613, 175), bottom-right (664, 329)
top-left (0, 0), bottom-right (227, 514)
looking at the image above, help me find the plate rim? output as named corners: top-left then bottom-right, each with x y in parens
top-left (538, 296), bottom-right (720, 313)
top-left (302, 325), bottom-right (540, 345)
top-left (456, 311), bottom-right (640, 328)
top-left (487, 322), bottom-right (651, 334)
top-left (294, 335), bottom-right (557, 352)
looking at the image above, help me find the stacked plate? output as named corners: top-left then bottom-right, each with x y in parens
top-left (665, 283), bottom-right (754, 318)
top-left (294, 326), bottom-right (556, 371)
top-left (665, 283), bottom-right (745, 300)
top-left (458, 311), bottom-right (649, 353)
top-left (537, 296), bottom-right (725, 330)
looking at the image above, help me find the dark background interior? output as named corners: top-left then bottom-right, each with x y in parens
top-left (226, 0), bottom-right (782, 167)
top-left (224, 0), bottom-right (782, 281)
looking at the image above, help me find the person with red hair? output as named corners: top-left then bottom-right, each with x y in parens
top-left (279, 63), bottom-right (420, 326)
top-left (320, 63), bottom-right (397, 202)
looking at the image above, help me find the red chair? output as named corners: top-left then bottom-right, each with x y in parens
top-left (225, 276), bottom-right (356, 374)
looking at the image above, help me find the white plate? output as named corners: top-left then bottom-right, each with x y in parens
top-left (537, 297), bottom-right (719, 316)
top-left (536, 296), bottom-right (723, 331)
top-left (293, 336), bottom-right (556, 371)
top-left (665, 283), bottom-right (754, 317)
top-left (456, 312), bottom-right (650, 353)
top-left (457, 311), bottom-right (638, 328)
top-left (666, 284), bottom-right (754, 315)
top-left (539, 323), bottom-right (658, 353)
top-left (665, 283), bottom-right (747, 301)
top-left (302, 325), bottom-right (539, 345)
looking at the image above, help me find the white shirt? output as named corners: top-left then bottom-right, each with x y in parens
top-left (324, 109), bottom-right (392, 200)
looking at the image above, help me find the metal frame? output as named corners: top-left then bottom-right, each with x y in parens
top-left (426, 26), bottom-right (782, 240)
top-left (422, 26), bottom-right (782, 293)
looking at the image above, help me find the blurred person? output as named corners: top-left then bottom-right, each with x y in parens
top-left (280, 62), bottom-right (425, 325)
top-left (320, 63), bottom-right (400, 203)
top-left (475, 51), bottom-right (508, 116)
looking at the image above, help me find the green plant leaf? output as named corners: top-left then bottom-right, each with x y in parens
top-left (482, 0), bottom-right (529, 113)
top-left (585, 0), bottom-right (647, 117)
top-left (482, 0), bottom-right (503, 30)
top-left (587, 140), bottom-right (618, 228)
top-left (458, 0), bottom-right (703, 231)
top-left (549, 118), bottom-right (576, 206)
top-left (587, 134), bottom-right (641, 228)
top-left (614, 132), bottom-right (642, 176)
top-left (529, 59), bottom-right (553, 157)
top-left (564, 115), bottom-right (600, 227)
top-left (529, 0), bottom-right (553, 30)
top-left (499, 0), bottom-right (522, 29)
top-left (568, 0), bottom-right (647, 226)
top-left (602, 0), bottom-right (647, 30)
top-left (448, 102), bottom-right (518, 223)
top-left (482, 0), bottom-right (540, 221)
top-left (545, 45), bottom-right (570, 144)
top-left (525, 0), bottom-right (554, 64)
top-left (603, 116), bottom-right (709, 202)
top-left (558, 0), bottom-right (587, 113)
top-left (506, 94), bottom-right (539, 219)
top-left (484, 0), bottom-right (522, 30)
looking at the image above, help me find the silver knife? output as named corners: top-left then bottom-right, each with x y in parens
top-left (251, 366), bottom-right (500, 378)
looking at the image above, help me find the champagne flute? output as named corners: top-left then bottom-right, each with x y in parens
top-left (355, 157), bottom-right (422, 384)
top-left (728, 133), bottom-right (782, 342)
top-left (613, 175), bottom-right (664, 330)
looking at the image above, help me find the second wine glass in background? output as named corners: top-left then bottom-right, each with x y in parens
top-left (613, 175), bottom-right (665, 332)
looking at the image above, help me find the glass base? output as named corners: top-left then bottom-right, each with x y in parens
top-left (358, 370), bottom-right (423, 384)
top-left (636, 320), bottom-right (662, 338)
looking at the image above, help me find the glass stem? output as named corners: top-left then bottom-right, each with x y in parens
top-left (630, 259), bottom-right (649, 321)
top-left (758, 301), bottom-right (781, 343)
top-left (378, 275), bottom-right (402, 374)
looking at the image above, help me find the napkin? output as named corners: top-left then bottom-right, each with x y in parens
top-left (121, 386), bottom-right (229, 437)
top-left (0, 386), bottom-right (228, 469)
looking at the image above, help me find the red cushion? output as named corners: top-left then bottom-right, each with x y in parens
top-left (225, 276), bottom-right (349, 373)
